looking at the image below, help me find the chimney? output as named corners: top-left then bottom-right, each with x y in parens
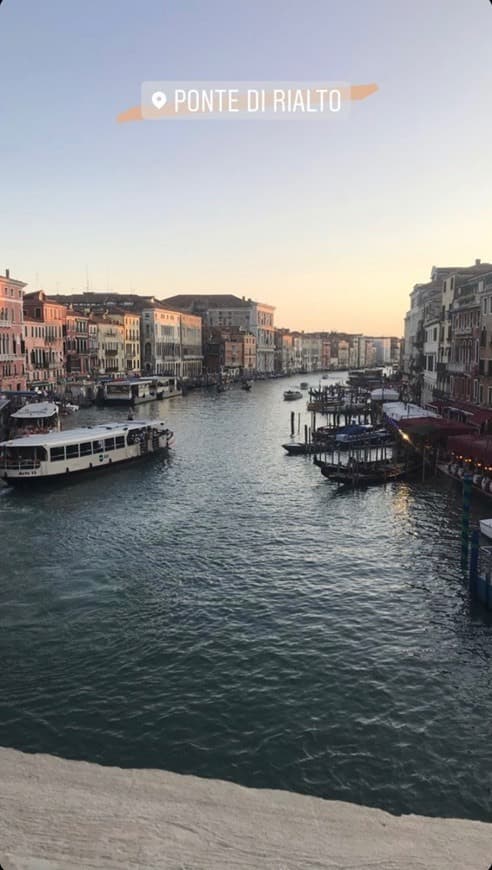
top-left (475, 259), bottom-right (481, 266)
top-left (5, 268), bottom-right (9, 279)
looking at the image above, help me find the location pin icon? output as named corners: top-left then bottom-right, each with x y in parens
top-left (151, 91), bottom-right (167, 110)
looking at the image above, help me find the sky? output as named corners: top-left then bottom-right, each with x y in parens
top-left (1, 0), bottom-right (491, 336)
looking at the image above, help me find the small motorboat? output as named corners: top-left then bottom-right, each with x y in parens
top-left (283, 390), bottom-right (303, 401)
top-left (479, 518), bottom-right (492, 539)
top-left (241, 381), bottom-right (252, 391)
top-left (300, 382), bottom-right (309, 390)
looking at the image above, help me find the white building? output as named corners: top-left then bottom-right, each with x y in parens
top-left (421, 318), bottom-right (439, 404)
top-left (92, 317), bottom-right (126, 375)
top-left (163, 294), bottom-right (275, 374)
top-left (141, 303), bottom-right (202, 379)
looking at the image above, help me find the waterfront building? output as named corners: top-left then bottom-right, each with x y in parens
top-left (99, 308), bottom-right (141, 374)
top-left (0, 270), bottom-right (27, 392)
top-left (141, 303), bottom-right (202, 380)
top-left (203, 326), bottom-right (256, 376)
top-left (88, 320), bottom-right (99, 375)
top-left (449, 274), bottom-right (484, 404)
top-left (337, 340), bottom-right (350, 369)
top-left (321, 338), bottom-right (331, 370)
top-left (403, 261), bottom-right (492, 403)
top-left (141, 303), bottom-right (179, 378)
top-left (300, 335), bottom-right (323, 372)
top-left (421, 308), bottom-right (440, 406)
top-left (24, 319), bottom-right (59, 389)
top-left (91, 315), bottom-right (126, 375)
top-left (274, 330), bottom-right (294, 374)
top-left (369, 336), bottom-right (401, 368)
top-left (65, 310), bottom-right (90, 377)
top-left (178, 312), bottom-right (203, 379)
top-left (23, 291), bottom-right (66, 387)
top-left (163, 294), bottom-right (275, 374)
top-left (478, 271), bottom-right (492, 406)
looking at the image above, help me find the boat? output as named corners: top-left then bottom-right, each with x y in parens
top-left (282, 442), bottom-right (317, 455)
top-left (283, 390), bottom-right (303, 401)
top-left (9, 402), bottom-right (60, 437)
top-left (299, 382), bottom-right (309, 390)
top-left (57, 401), bottom-right (79, 415)
top-left (312, 424), bottom-right (393, 448)
top-left (314, 456), bottom-right (413, 487)
top-left (241, 381), bottom-right (252, 391)
top-left (100, 378), bottom-right (173, 406)
top-left (480, 519), bottom-right (492, 539)
top-left (0, 420), bottom-right (175, 486)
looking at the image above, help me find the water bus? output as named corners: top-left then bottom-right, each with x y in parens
top-left (0, 420), bottom-right (174, 486)
top-left (100, 378), bottom-right (176, 406)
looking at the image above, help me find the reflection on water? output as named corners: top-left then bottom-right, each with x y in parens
top-left (0, 374), bottom-right (491, 821)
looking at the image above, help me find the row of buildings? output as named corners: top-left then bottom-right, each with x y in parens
top-left (403, 259), bottom-right (492, 407)
top-left (0, 272), bottom-right (401, 392)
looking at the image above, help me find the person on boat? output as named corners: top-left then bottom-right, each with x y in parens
top-left (127, 408), bottom-right (134, 420)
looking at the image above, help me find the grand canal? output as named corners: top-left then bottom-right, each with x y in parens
top-left (1, 375), bottom-right (491, 821)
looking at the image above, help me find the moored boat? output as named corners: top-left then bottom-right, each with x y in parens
top-left (283, 390), bottom-right (303, 401)
top-left (99, 377), bottom-right (174, 406)
top-left (312, 424), bottom-right (393, 448)
top-left (9, 402), bottom-right (60, 437)
top-left (0, 420), bottom-right (175, 486)
top-left (314, 456), bottom-right (412, 487)
top-left (480, 518), bottom-right (492, 539)
top-left (282, 442), bottom-right (317, 455)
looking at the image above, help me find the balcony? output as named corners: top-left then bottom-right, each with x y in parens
top-left (0, 319), bottom-right (11, 328)
top-left (447, 361), bottom-right (467, 374)
top-left (454, 326), bottom-right (473, 336)
top-left (105, 349), bottom-right (119, 356)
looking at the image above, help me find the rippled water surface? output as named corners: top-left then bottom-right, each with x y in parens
top-left (1, 375), bottom-right (492, 821)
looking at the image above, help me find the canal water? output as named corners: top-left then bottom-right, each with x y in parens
top-left (1, 374), bottom-right (491, 821)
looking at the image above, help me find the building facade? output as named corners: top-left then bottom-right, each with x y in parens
top-left (92, 316), bottom-right (126, 375)
top-left (23, 291), bottom-right (66, 386)
top-left (0, 270), bottom-right (27, 392)
top-left (141, 305), bottom-right (181, 377)
top-left (163, 294), bottom-right (274, 374)
top-left (65, 310), bottom-right (90, 377)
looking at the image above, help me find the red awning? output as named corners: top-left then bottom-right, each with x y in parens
top-left (447, 434), bottom-right (492, 465)
top-left (432, 400), bottom-right (492, 430)
top-left (399, 418), bottom-right (472, 438)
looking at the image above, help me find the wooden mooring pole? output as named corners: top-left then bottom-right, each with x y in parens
top-left (461, 473), bottom-right (473, 570)
top-left (469, 528), bottom-right (480, 594)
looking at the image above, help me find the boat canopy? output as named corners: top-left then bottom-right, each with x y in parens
top-left (11, 402), bottom-right (58, 420)
top-left (382, 402), bottom-right (440, 422)
top-left (370, 388), bottom-right (399, 401)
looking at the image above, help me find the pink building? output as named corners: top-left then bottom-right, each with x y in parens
top-left (0, 269), bottom-right (27, 392)
top-left (23, 291), bottom-right (66, 387)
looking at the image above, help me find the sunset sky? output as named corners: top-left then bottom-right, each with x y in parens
top-left (1, 0), bottom-right (491, 335)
